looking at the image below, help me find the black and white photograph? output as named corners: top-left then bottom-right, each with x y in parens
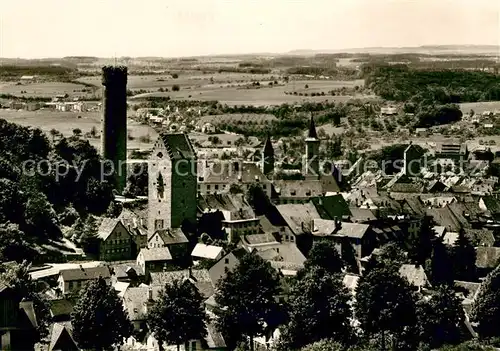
top-left (0, 0), bottom-right (499, 350)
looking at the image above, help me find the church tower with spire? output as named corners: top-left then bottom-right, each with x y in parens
top-left (304, 114), bottom-right (320, 179)
top-left (261, 135), bottom-right (274, 176)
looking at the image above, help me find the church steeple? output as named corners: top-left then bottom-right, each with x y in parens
top-left (261, 134), bottom-right (274, 176)
top-left (304, 113), bottom-right (320, 179)
top-left (307, 113), bottom-right (318, 139)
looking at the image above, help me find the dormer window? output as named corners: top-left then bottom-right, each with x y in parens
top-left (157, 152), bottom-right (163, 158)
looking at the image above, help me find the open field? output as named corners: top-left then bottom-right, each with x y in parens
top-left (0, 81), bottom-right (96, 99)
top-left (0, 110), bottom-right (156, 150)
top-left (198, 113), bottom-right (278, 125)
top-left (459, 101), bottom-right (500, 114)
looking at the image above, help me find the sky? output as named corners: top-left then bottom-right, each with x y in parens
top-left (0, 0), bottom-right (498, 58)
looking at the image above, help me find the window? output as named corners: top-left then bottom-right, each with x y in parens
top-left (207, 184), bottom-right (211, 190)
top-left (215, 184), bottom-right (219, 190)
top-left (224, 258), bottom-right (229, 264)
top-left (155, 219), bottom-right (164, 230)
top-left (224, 267), bottom-right (229, 273)
top-left (191, 341), bottom-right (197, 350)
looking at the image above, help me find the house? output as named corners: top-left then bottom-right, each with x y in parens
top-left (311, 195), bottom-right (351, 221)
top-left (239, 233), bottom-right (280, 252)
top-left (191, 243), bottom-right (223, 263)
top-left (97, 218), bottom-right (133, 261)
top-left (48, 299), bottom-right (74, 322)
top-left (435, 142), bottom-right (468, 165)
top-left (254, 243), bottom-right (307, 276)
top-left (150, 268), bottom-right (215, 299)
top-left (0, 282), bottom-right (39, 351)
top-left (108, 262), bottom-right (145, 286)
top-left (475, 246), bottom-right (500, 277)
top-left (272, 180), bottom-right (324, 204)
top-left (137, 247), bottom-right (173, 277)
top-left (198, 161), bottom-right (272, 198)
top-left (57, 266), bottom-right (111, 295)
top-left (118, 207), bottom-right (148, 254)
top-left (122, 286), bottom-right (162, 332)
top-left (311, 219), bottom-right (374, 259)
top-left (198, 193), bottom-right (260, 243)
top-left (208, 248), bottom-right (248, 286)
top-left (399, 264), bottom-right (430, 291)
top-left (147, 228), bottom-right (189, 259)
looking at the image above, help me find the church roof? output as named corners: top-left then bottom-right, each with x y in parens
top-left (262, 136), bottom-right (274, 155)
top-left (307, 114), bottom-right (318, 139)
top-left (160, 133), bottom-right (196, 160)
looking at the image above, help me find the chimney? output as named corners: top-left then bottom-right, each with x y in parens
top-left (188, 266), bottom-right (193, 278)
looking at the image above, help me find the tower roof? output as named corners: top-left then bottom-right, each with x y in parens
top-left (262, 135), bottom-right (274, 155)
top-left (159, 133), bottom-right (197, 160)
top-left (308, 114), bottom-right (318, 139)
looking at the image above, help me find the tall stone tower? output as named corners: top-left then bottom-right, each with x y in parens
top-left (101, 65), bottom-right (128, 192)
top-left (304, 114), bottom-right (320, 179)
top-left (148, 133), bottom-right (197, 237)
top-left (261, 135), bottom-right (274, 176)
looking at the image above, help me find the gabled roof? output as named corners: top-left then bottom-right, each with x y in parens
top-left (198, 193), bottom-right (256, 221)
top-left (476, 247), bottom-right (500, 268)
top-left (254, 243), bottom-right (306, 268)
top-left (159, 133), bottom-right (196, 160)
top-left (425, 206), bottom-right (462, 232)
top-left (311, 195), bottom-right (351, 220)
top-left (241, 233), bottom-right (279, 247)
top-left (97, 218), bottom-right (122, 241)
top-left (399, 264), bottom-right (429, 288)
top-left (152, 228), bottom-right (189, 245)
top-left (48, 322), bottom-right (78, 351)
top-left (349, 207), bottom-right (377, 223)
top-left (274, 180), bottom-right (323, 198)
top-left (49, 299), bottom-right (74, 319)
top-left (463, 228), bottom-right (495, 247)
top-left (59, 266), bottom-right (110, 282)
top-left (150, 269), bottom-right (214, 298)
top-left (275, 203), bottom-right (321, 235)
top-left (191, 244), bottom-right (223, 260)
top-left (200, 161), bottom-right (270, 184)
top-left (138, 247), bottom-right (173, 262)
top-left (123, 286), bottom-right (163, 321)
top-left (311, 219), bottom-right (370, 239)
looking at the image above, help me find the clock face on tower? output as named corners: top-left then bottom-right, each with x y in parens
top-left (157, 173), bottom-right (165, 199)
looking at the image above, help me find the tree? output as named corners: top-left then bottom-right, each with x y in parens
top-left (452, 228), bottom-right (476, 281)
top-left (79, 215), bottom-right (100, 256)
top-left (471, 264), bottom-right (500, 338)
top-left (71, 276), bottom-right (132, 351)
top-left (304, 240), bottom-right (344, 275)
top-left (0, 222), bottom-right (35, 262)
top-left (106, 201), bottom-right (123, 218)
top-left (172, 73), bottom-right (179, 79)
top-left (300, 339), bottom-right (344, 351)
top-left (280, 267), bottom-right (353, 349)
top-left (417, 285), bottom-right (464, 348)
top-left (408, 216), bottom-right (435, 265)
top-left (427, 237), bottom-right (454, 286)
top-left (72, 128), bottom-right (82, 137)
top-left (246, 184), bottom-right (271, 216)
top-left (148, 279), bottom-right (207, 351)
top-left (355, 265), bottom-right (417, 350)
top-left (49, 128), bottom-right (59, 142)
top-left (90, 126), bottom-right (98, 138)
top-left (214, 253), bottom-right (282, 350)
top-left (172, 84), bottom-right (180, 91)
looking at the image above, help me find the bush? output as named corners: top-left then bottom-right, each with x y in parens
top-left (172, 84), bottom-right (180, 91)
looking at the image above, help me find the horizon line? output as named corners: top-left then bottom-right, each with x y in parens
top-left (1, 44), bottom-right (499, 61)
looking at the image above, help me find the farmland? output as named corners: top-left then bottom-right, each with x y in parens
top-left (0, 109), bottom-right (156, 150)
top-left (0, 81), bottom-right (97, 99)
top-left (459, 101), bottom-right (500, 114)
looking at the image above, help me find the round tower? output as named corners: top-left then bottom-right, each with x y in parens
top-left (101, 65), bottom-right (128, 192)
